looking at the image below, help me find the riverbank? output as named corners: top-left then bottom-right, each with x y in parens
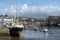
top-left (0, 29), bottom-right (9, 36)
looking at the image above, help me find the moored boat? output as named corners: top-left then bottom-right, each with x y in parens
top-left (9, 21), bottom-right (24, 37)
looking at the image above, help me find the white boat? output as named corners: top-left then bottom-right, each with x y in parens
top-left (43, 28), bottom-right (48, 32)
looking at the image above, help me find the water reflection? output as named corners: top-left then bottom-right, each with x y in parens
top-left (1, 29), bottom-right (60, 40)
top-left (8, 27), bottom-right (60, 40)
top-left (43, 32), bottom-right (48, 39)
top-left (10, 36), bottom-right (22, 40)
top-left (21, 29), bottom-right (60, 40)
top-left (21, 30), bottom-right (49, 39)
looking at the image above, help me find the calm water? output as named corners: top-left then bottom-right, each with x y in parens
top-left (0, 27), bottom-right (60, 40)
top-left (20, 27), bottom-right (60, 40)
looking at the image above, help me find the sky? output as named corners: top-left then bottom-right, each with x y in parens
top-left (0, 0), bottom-right (60, 18)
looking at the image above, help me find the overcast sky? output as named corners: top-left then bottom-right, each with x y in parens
top-left (0, 0), bottom-right (60, 18)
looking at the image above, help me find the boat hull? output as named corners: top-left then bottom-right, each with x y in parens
top-left (9, 27), bottom-right (23, 37)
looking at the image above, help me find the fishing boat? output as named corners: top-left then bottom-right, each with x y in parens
top-left (9, 20), bottom-right (24, 37)
top-left (8, 6), bottom-right (24, 37)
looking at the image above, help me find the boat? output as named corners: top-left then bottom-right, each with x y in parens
top-left (43, 28), bottom-right (48, 32)
top-left (9, 20), bottom-right (24, 37)
top-left (9, 6), bottom-right (24, 37)
top-left (34, 27), bottom-right (39, 31)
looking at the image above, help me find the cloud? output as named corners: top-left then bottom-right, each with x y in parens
top-left (19, 4), bottom-right (30, 13)
top-left (0, 4), bottom-right (60, 17)
top-left (10, 5), bottom-right (17, 13)
top-left (0, 5), bottom-right (17, 15)
top-left (19, 4), bottom-right (60, 16)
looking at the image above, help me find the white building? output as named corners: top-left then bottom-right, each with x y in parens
top-left (0, 17), bottom-right (13, 24)
top-left (4, 19), bottom-right (13, 23)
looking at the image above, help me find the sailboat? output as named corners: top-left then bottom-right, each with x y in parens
top-left (9, 20), bottom-right (24, 37)
top-left (9, 8), bottom-right (24, 37)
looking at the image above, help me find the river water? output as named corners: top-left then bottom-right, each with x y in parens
top-left (20, 27), bottom-right (60, 40)
top-left (0, 27), bottom-right (60, 40)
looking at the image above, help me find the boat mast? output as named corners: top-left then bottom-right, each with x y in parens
top-left (17, 3), bottom-right (19, 22)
